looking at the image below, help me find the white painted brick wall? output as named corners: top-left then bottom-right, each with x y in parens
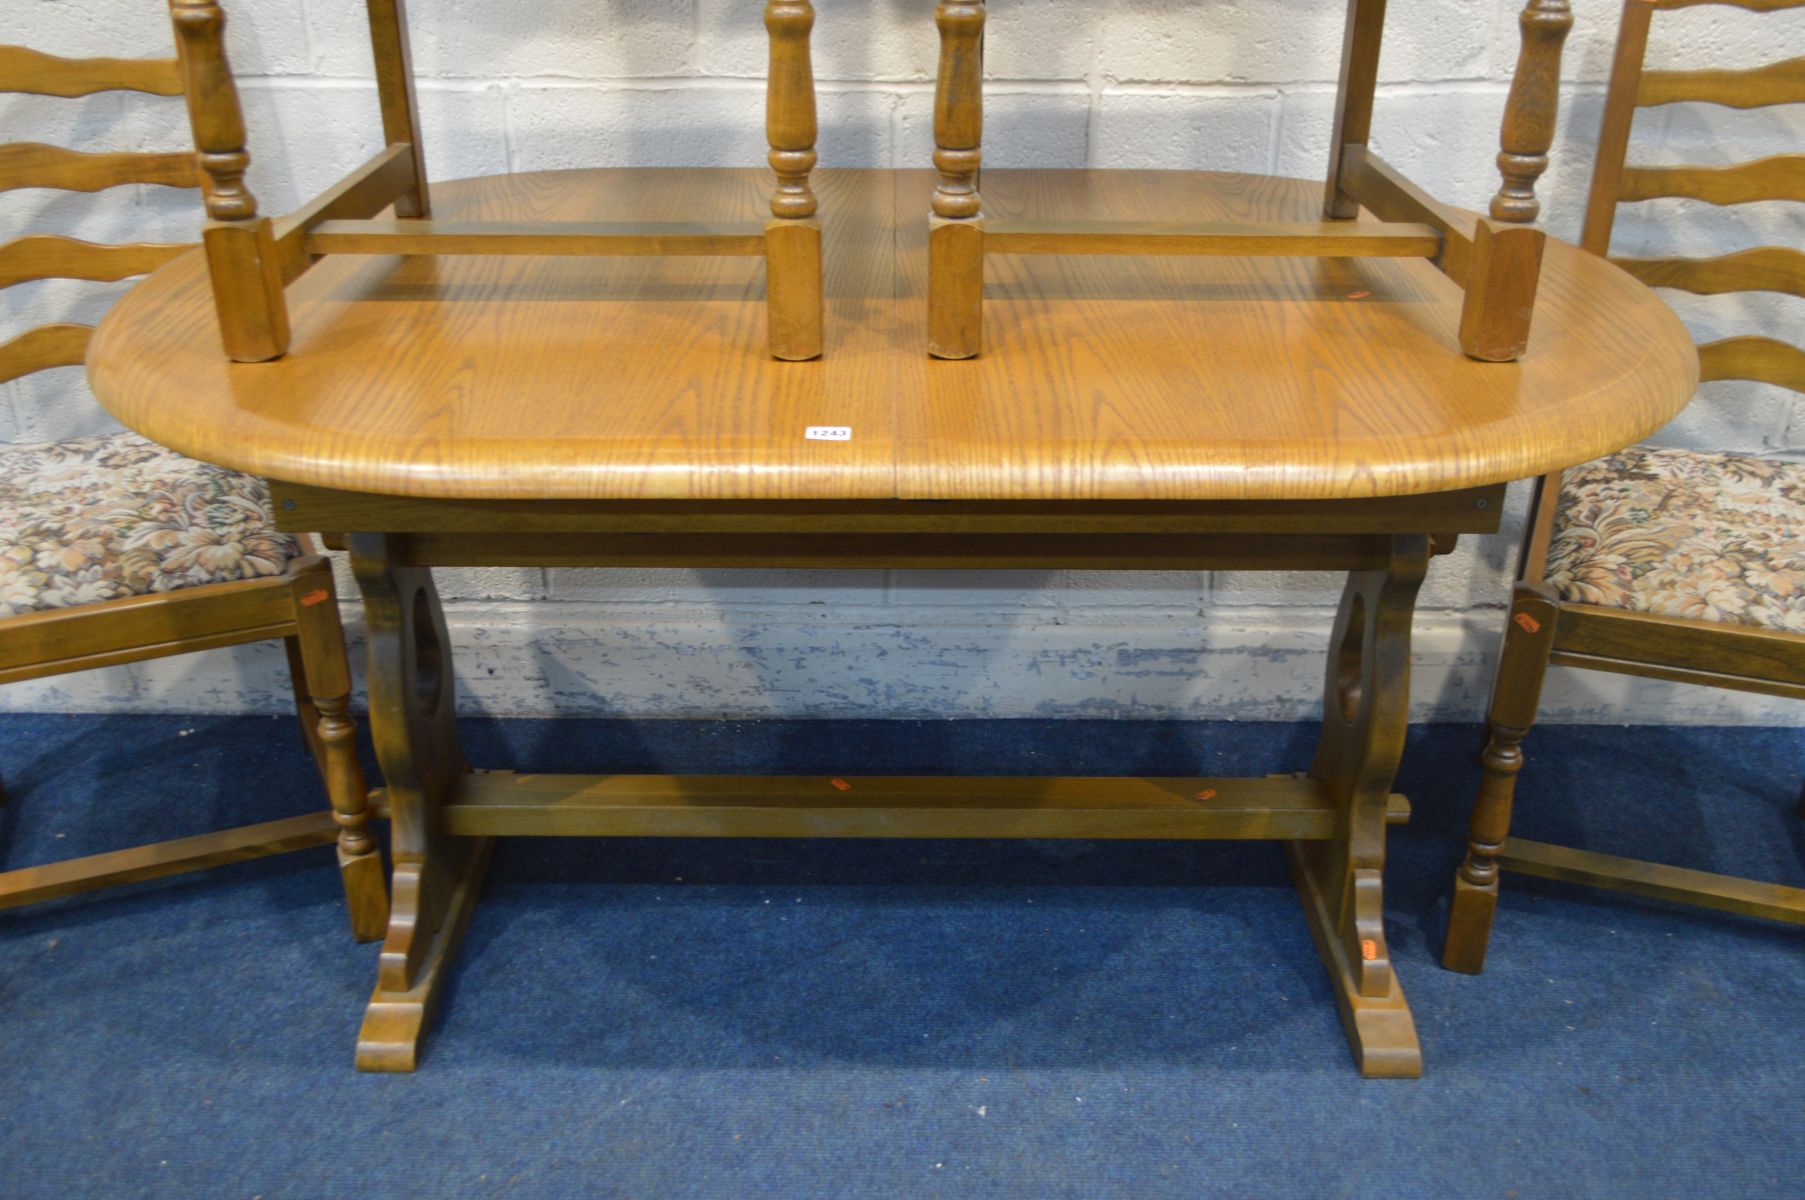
top-left (3, 0), bottom-right (1802, 723)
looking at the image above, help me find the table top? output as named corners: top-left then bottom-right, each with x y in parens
top-left (88, 168), bottom-right (1697, 503)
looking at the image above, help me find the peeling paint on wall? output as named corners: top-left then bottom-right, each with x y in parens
top-left (3, 606), bottom-right (1800, 726)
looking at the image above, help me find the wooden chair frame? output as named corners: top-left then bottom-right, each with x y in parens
top-left (1443, 0), bottom-right (1805, 974)
top-left (0, 44), bottom-right (386, 938)
top-left (165, 0), bottom-right (823, 362)
top-left (927, 0), bottom-right (1574, 361)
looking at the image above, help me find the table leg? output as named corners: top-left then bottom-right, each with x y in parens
top-left (347, 534), bottom-right (492, 1072)
top-left (1289, 534), bottom-right (1429, 1078)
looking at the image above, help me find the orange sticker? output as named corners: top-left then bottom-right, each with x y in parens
top-left (1513, 612), bottom-right (1542, 635)
top-left (1347, 290), bottom-right (1372, 300)
top-left (1360, 938), bottom-right (1379, 961)
top-left (1196, 789), bottom-right (1217, 801)
top-left (299, 589), bottom-right (331, 607)
top-left (830, 778), bottom-right (852, 792)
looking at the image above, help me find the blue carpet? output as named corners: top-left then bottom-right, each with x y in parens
top-left (0, 713), bottom-right (1800, 1198)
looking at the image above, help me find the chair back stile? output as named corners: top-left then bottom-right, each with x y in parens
top-left (1520, 0), bottom-right (1805, 583)
top-left (0, 45), bottom-right (197, 389)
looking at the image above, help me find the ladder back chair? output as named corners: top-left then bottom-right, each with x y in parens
top-left (0, 42), bottom-right (386, 937)
top-left (1443, 0), bottom-right (1805, 973)
top-left (165, 0), bottom-right (823, 362)
top-left (927, 0), bottom-right (1574, 361)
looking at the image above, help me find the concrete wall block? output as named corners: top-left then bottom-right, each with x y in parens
top-left (0, 385), bottom-right (21, 442)
top-left (1417, 531), bottom-right (1520, 612)
top-left (1096, 2), bottom-right (1341, 86)
top-left (980, 1), bottom-right (1100, 82)
top-left (436, 567), bottom-right (548, 602)
top-left (21, 0), bottom-right (181, 62)
top-left (1, 366), bottom-right (119, 444)
top-left (1054, 571), bottom-right (1208, 614)
top-left (702, 0), bottom-right (1095, 83)
top-left (1640, 3), bottom-right (1805, 74)
top-left (1272, 87), bottom-right (1338, 183)
top-left (1096, 0), bottom-right (1487, 88)
top-left (1655, 104), bottom-right (1805, 170)
top-left (889, 570), bottom-right (1063, 610)
top-left (697, 0), bottom-right (931, 82)
top-left (508, 84), bottom-right (892, 170)
top-left (895, 87), bottom-right (1091, 169)
top-left (1369, 87), bottom-right (1514, 215)
top-left (305, 0), bottom-right (694, 81)
top-left (547, 568), bottom-right (674, 605)
top-left (1642, 381), bottom-right (1800, 458)
top-left (673, 570), bottom-right (890, 610)
top-left (1208, 569), bottom-right (1343, 610)
top-left (1090, 90), bottom-right (1279, 173)
top-left (367, 84), bottom-right (514, 182)
top-left (1780, 402), bottom-right (1805, 459)
top-left (234, 82), bottom-right (403, 212)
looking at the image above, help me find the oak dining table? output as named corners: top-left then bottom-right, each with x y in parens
top-left (86, 166), bottom-right (1698, 1077)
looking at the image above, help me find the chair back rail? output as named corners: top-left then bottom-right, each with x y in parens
top-left (0, 324), bottom-right (92, 385)
top-left (1698, 335), bottom-right (1805, 390)
top-left (1524, 0), bottom-right (1804, 581)
top-left (1654, 0), bottom-right (1805, 10)
top-left (1, 44), bottom-right (198, 386)
top-left (0, 235), bottom-right (189, 291)
top-left (1619, 156), bottom-right (1805, 205)
top-left (0, 46), bottom-right (185, 98)
top-left (1638, 56), bottom-right (1805, 107)
top-left (1612, 245), bottom-right (1805, 296)
top-left (0, 142), bottom-right (197, 193)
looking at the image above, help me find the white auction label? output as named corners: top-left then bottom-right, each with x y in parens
top-left (805, 426), bottom-right (852, 442)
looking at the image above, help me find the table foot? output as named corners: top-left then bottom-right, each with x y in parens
top-left (1287, 839), bottom-right (1422, 1079)
top-left (356, 836), bottom-right (492, 1072)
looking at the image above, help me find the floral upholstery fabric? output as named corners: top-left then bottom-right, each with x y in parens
top-left (1, 432), bottom-right (300, 618)
top-left (1547, 444), bottom-right (1805, 633)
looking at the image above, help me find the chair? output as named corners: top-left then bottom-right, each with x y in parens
top-left (162, 0), bottom-right (822, 362)
top-left (0, 43), bottom-right (386, 938)
top-left (1442, 0), bottom-right (1805, 972)
top-left (925, 0), bottom-right (1575, 361)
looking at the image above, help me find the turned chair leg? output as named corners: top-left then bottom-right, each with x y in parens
top-left (284, 635), bottom-right (327, 770)
top-left (288, 568), bottom-right (388, 942)
top-left (1444, 583), bottom-right (1560, 974)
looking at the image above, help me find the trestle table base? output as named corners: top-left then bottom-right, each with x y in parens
top-left (311, 492), bottom-right (1501, 1078)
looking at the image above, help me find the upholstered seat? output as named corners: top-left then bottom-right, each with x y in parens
top-left (0, 432), bottom-right (299, 618)
top-left (1546, 444), bottom-right (1805, 634)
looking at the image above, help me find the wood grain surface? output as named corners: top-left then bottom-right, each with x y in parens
top-left (88, 167), bottom-right (1698, 502)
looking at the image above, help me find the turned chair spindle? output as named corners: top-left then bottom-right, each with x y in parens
top-left (929, 0), bottom-right (986, 359)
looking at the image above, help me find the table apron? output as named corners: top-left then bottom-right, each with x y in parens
top-left (369, 530), bottom-right (1424, 571)
top-left (270, 482), bottom-right (1508, 540)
